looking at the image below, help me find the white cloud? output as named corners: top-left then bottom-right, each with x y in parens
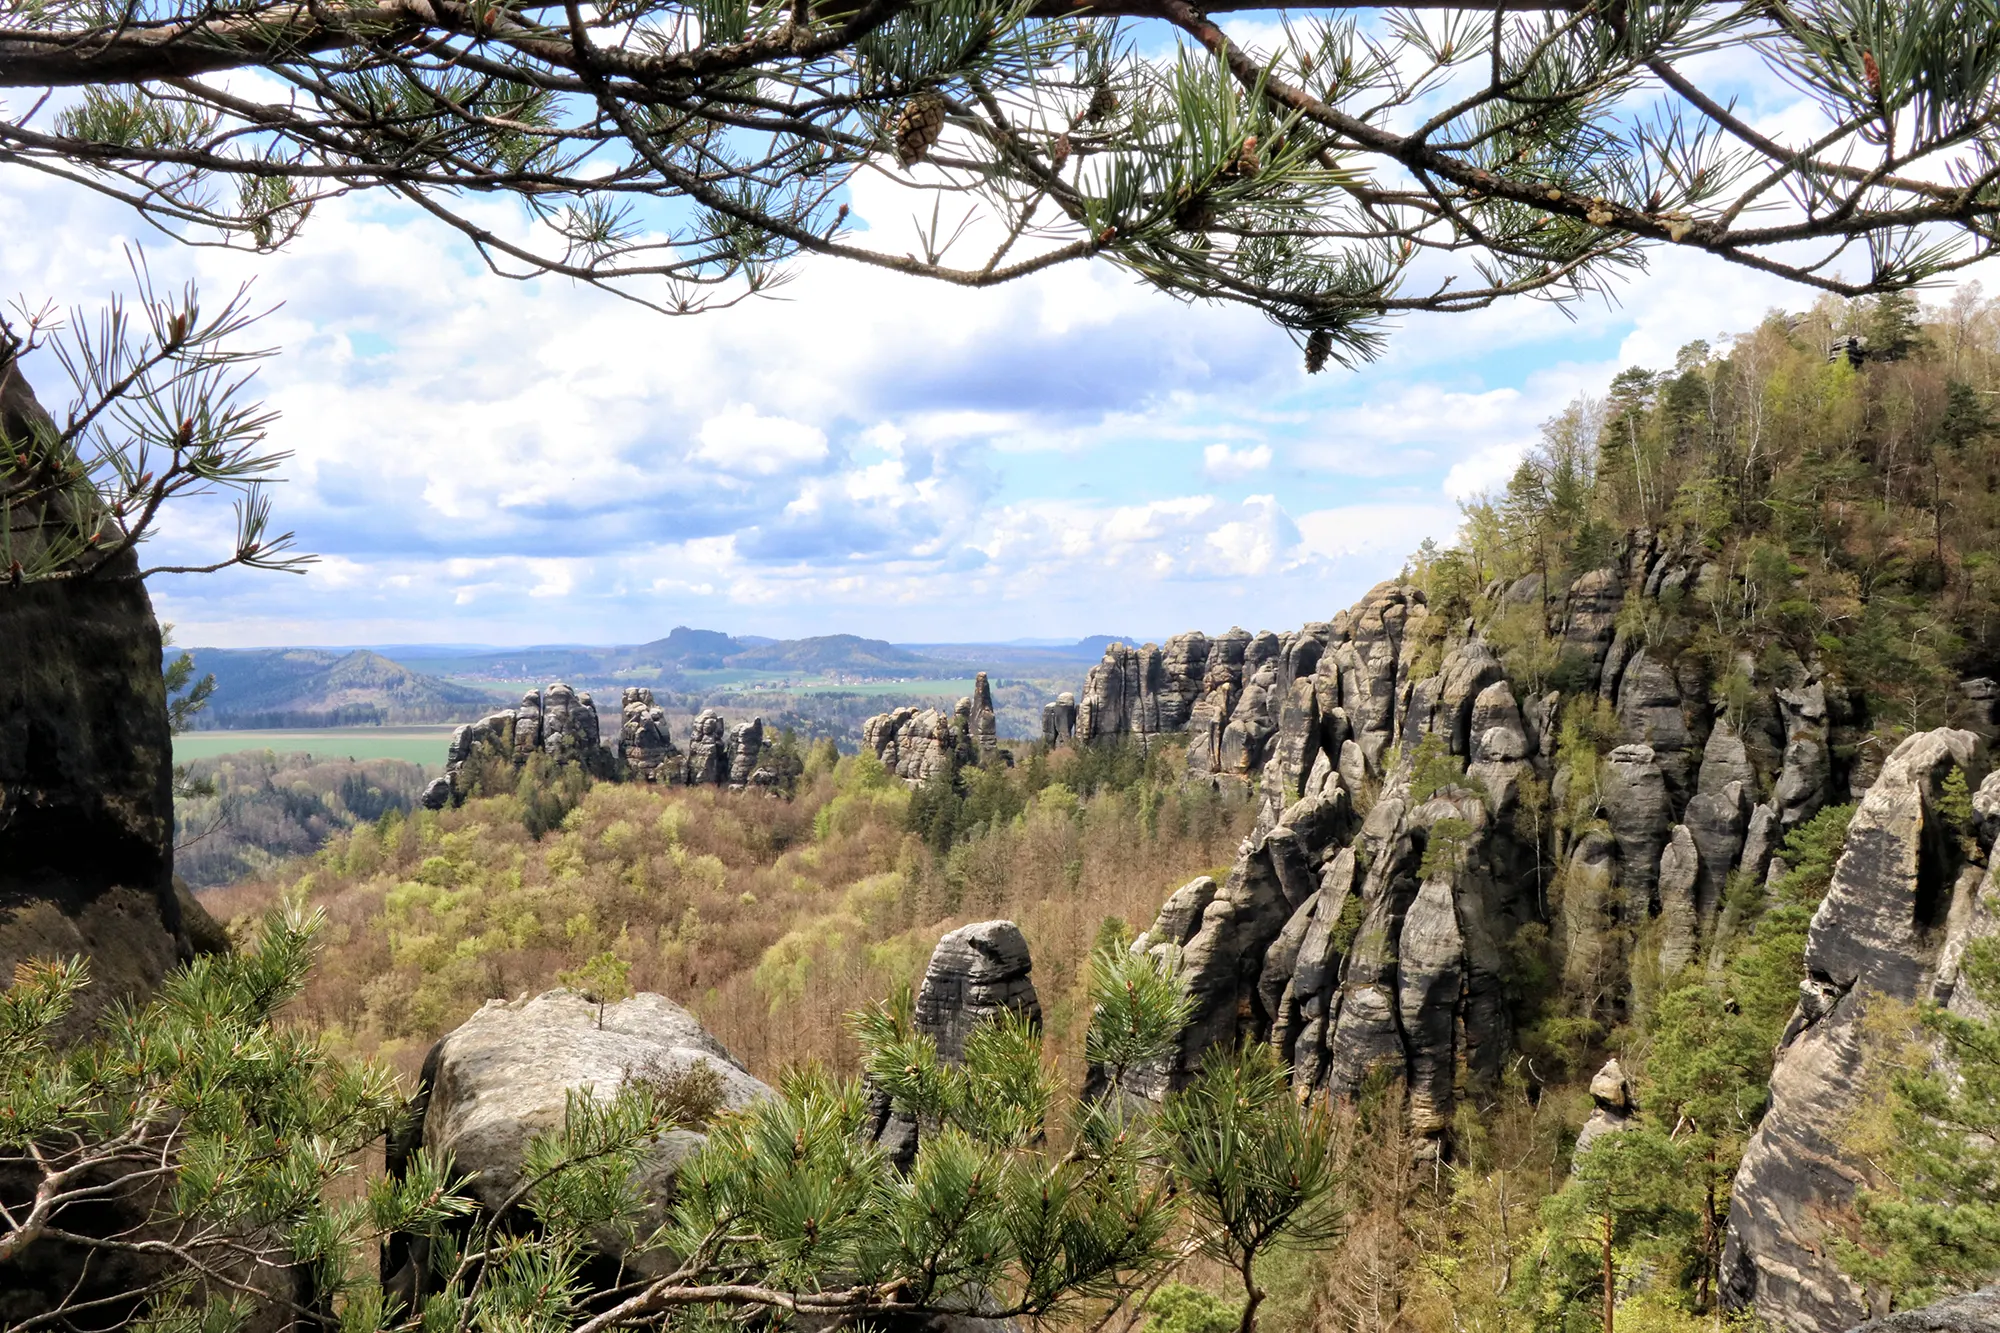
top-left (7, 121), bottom-right (1998, 648)
top-left (1443, 442), bottom-right (1531, 502)
top-left (1203, 442), bottom-right (1272, 481)
top-left (694, 407), bottom-right (828, 476)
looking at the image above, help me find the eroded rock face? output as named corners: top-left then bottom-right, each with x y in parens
top-left (0, 363), bottom-right (188, 1038)
top-left (1075, 635), bottom-right (1210, 746)
top-left (862, 705), bottom-right (962, 785)
top-left (684, 709), bottom-right (731, 786)
top-left (726, 718), bottom-right (764, 787)
top-left (621, 687), bottom-right (682, 783)
top-left (866, 921), bottom-right (1041, 1168)
top-left (1602, 744), bottom-right (1672, 921)
top-left (1722, 728), bottom-right (1983, 1333)
top-left (969, 673), bottom-right (998, 757)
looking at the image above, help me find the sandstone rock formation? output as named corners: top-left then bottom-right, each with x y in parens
top-left (1, 363), bottom-right (191, 1038)
top-left (1721, 728), bottom-right (1991, 1333)
top-left (1088, 528), bottom-right (1954, 1180)
top-left (1043, 692), bottom-right (1077, 745)
top-left (438, 682), bottom-right (614, 803)
top-left (620, 686), bottom-right (682, 782)
top-left (727, 717), bottom-right (764, 786)
top-left (861, 676), bottom-right (1002, 786)
top-left (385, 989), bottom-right (771, 1296)
top-left (684, 708), bottom-right (730, 786)
top-left (1075, 634), bottom-right (1210, 745)
top-left (863, 705), bottom-right (961, 784)
top-left (1573, 1058), bottom-right (1636, 1161)
top-left (866, 920), bottom-right (1041, 1167)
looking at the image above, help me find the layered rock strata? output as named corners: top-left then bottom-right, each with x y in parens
top-left (1721, 729), bottom-right (1995, 1333)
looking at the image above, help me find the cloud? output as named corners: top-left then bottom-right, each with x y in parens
top-left (1202, 443), bottom-right (1273, 481)
top-left (694, 408), bottom-right (829, 476)
top-left (7, 126), bottom-right (1999, 648)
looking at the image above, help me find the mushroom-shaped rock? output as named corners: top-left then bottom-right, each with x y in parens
top-left (1573, 1057), bottom-right (1637, 1164)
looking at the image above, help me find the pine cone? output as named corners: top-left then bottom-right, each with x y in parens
top-left (1233, 135), bottom-right (1262, 179)
top-left (1085, 76), bottom-right (1117, 123)
top-left (895, 90), bottom-right (948, 168)
top-left (1050, 133), bottom-right (1071, 172)
top-left (1305, 329), bottom-right (1332, 375)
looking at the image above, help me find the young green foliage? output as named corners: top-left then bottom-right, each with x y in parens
top-left (1848, 935), bottom-right (2000, 1304)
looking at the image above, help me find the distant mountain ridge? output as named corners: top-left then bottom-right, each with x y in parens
top-left (184, 648), bottom-right (500, 729)
top-left (390, 627), bottom-right (938, 684)
top-left (181, 629), bottom-right (1133, 731)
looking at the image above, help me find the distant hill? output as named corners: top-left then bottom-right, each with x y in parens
top-left (727, 634), bottom-right (928, 673)
top-left (185, 648), bottom-right (500, 729)
top-left (900, 635), bottom-right (1136, 670)
top-left (395, 626), bottom-right (951, 687)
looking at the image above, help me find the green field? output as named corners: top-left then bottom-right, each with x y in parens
top-left (719, 677), bottom-right (980, 698)
top-left (795, 678), bottom-right (979, 697)
top-left (174, 726), bottom-right (457, 768)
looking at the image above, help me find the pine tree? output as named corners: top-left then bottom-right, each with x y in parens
top-left (1, 921), bottom-right (1347, 1332)
top-left (1848, 936), bottom-right (2000, 1305)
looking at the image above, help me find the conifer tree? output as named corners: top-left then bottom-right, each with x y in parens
top-left (1848, 937), bottom-right (2000, 1305)
top-left (0, 920), bottom-right (1348, 1332)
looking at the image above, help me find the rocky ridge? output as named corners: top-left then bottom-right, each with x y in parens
top-left (1721, 732), bottom-right (1998, 1332)
top-left (1056, 530), bottom-right (1997, 1333)
top-left (860, 672), bottom-right (1003, 784)
top-left (425, 685), bottom-right (772, 807)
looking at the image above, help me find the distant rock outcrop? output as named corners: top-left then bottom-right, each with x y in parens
top-left (429, 690), bottom-right (774, 805)
top-left (866, 920), bottom-right (1041, 1168)
top-left (433, 681), bottom-right (611, 805)
top-left (620, 687), bottom-right (682, 782)
top-left (861, 672), bottom-right (1004, 786)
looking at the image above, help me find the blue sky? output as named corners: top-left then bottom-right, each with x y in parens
top-left (0, 31), bottom-right (1949, 649)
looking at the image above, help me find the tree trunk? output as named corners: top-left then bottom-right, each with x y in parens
top-left (1602, 1209), bottom-right (1616, 1333)
top-left (0, 353), bottom-right (187, 1039)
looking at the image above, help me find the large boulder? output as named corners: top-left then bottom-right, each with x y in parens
top-left (418, 990), bottom-right (770, 1213)
top-left (1722, 729), bottom-right (1983, 1333)
top-left (385, 989), bottom-right (771, 1299)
